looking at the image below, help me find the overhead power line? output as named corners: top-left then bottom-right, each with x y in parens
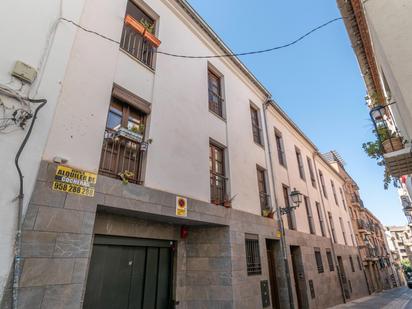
top-left (60, 16), bottom-right (343, 59)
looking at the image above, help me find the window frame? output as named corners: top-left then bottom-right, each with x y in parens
top-left (250, 105), bottom-right (263, 146)
top-left (209, 142), bottom-right (226, 205)
top-left (304, 196), bottom-right (315, 234)
top-left (295, 147), bottom-right (306, 181)
top-left (307, 156), bottom-right (317, 188)
top-left (339, 217), bottom-right (348, 245)
top-left (283, 185), bottom-right (295, 230)
top-left (319, 170), bottom-right (328, 199)
top-left (326, 249), bottom-right (334, 271)
top-left (314, 248), bottom-right (324, 273)
top-left (328, 212), bottom-right (337, 243)
top-left (331, 180), bottom-right (339, 206)
top-left (315, 202), bottom-right (326, 237)
top-left (275, 129), bottom-right (287, 168)
top-left (245, 234), bottom-right (262, 276)
top-left (349, 256), bottom-right (355, 272)
top-left (208, 69), bottom-right (224, 118)
top-left (256, 166), bottom-right (269, 211)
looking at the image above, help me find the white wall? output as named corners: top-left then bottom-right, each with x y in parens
top-left (364, 0), bottom-right (412, 141)
top-left (0, 0), bottom-right (86, 297)
top-left (42, 0), bottom-right (269, 216)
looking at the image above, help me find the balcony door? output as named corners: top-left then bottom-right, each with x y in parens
top-left (99, 98), bottom-right (145, 184)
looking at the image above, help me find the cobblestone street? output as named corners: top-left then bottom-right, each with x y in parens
top-left (331, 287), bottom-right (412, 309)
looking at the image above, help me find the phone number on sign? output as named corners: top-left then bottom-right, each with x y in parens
top-left (53, 181), bottom-right (95, 197)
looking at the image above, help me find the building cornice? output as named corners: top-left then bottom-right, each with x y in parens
top-left (337, 0), bottom-right (384, 100)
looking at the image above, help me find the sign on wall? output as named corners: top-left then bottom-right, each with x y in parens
top-left (52, 165), bottom-right (97, 197)
top-left (176, 196), bottom-right (187, 217)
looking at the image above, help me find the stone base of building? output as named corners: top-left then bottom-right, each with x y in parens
top-left (285, 230), bottom-right (370, 308)
top-left (0, 161), bottom-right (291, 309)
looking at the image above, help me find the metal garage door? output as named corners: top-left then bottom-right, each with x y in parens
top-left (83, 235), bottom-right (174, 309)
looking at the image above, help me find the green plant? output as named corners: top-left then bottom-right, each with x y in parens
top-left (118, 170), bottom-right (135, 184)
top-left (401, 259), bottom-right (412, 274)
top-left (262, 207), bottom-right (274, 218)
top-left (367, 92), bottom-right (385, 107)
top-left (140, 18), bottom-right (154, 34)
top-left (130, 123), bottom-right (145, 134)
top-left (362, 127), bottom-right (399, 189)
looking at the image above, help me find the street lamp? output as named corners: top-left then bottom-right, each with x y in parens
top-left (280, 188), bottom-right (302, 215)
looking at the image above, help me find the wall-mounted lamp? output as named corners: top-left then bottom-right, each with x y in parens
top-left (280, 188), bottom-right (302, 215)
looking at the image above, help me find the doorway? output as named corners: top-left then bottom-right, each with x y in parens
top-left (83, 235), bottom-right (174, 309)
top-left (337, 256), bottom-right (350, 299)
top-left (266, 240), bottom-right (281, 309)
top-left (290, 246), bottom-right (309, 309)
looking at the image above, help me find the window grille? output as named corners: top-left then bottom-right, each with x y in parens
top-left (245, 234), bottom-right (262, 275)
top-left (314, 248), bottom-right (324, 273)
top-left (326, 249), bottom-right (334, 271)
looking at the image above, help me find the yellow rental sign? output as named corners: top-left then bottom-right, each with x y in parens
top-left (52, 165), bottom-right (97, 197)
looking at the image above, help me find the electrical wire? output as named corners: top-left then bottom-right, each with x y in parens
top-left (58, 16), bottom-right (343, 58)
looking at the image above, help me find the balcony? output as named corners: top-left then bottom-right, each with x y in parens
top-left (120, 15), bottom-right (160, 70)
top-left (99, 129), bottom-right (143, 184)
top-left (357, 219), bottom-right (371, 234)
top-left (210, 173), bottom-right (227, 206)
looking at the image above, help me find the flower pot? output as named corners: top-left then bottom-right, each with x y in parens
top-left (144, 31), bottom-right (161, 47)
top-left (382, 137), bottom-right (404, 153)
top-left (124, 15), bottom-right (145, 35)
top-left (267, 212), bottom-right (274, 219)
top-left (223, 201), bottom-right (231, 208)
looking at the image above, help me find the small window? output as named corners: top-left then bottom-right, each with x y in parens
top-left (331, 180), bottom-right (339, 206)
top-left (319, 171), bottom-right (327, 199)
top-left (326, 249), bottom-right (334, 271)
top-left (295, 147), bottom-right (305, 180)
top-left (307, 157), bottom-right (317, 188)
top-left (349, 256), bottom-right (355, 272)
top-left (208, 70), bottom-right (223, 117)
top-left (275, 129), bottom-right (287, 167)
top-left (245, 234), bottom-right (262, 275)
top-left (283, 185), bottom-right (295, 230)
top-left (210, 143), bottom-right (226, 205)
top-left (316, 202), bottom-right (326, 237)
top-left (314, 248), bottom-right (324, 273)
top-left (304, 197), bottom-right (315, 234)
top-left (250, 106), bottom-right (263, 146)
top-left (357, 255), bottom-right (362, 270)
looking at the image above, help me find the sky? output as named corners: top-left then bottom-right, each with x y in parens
top-left (187, 0), bottom-right (405, 226)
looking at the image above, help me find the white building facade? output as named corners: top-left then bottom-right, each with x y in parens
top-left (0, 0), bottom-right (377, 308)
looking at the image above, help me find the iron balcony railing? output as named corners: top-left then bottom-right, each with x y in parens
top-left (99, 129), bottom-right (143, 184)
top-left (210, 173), bottom-right (227, 205)
top-left (259, 192), bottom-right (271, 211)
top-left (120, 23), bottom-right (156, 69)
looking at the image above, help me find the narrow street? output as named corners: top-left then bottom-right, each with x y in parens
top-left (331, 287), bottom-right (412, 308)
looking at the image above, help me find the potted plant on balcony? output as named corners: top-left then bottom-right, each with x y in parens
top-left (140, 18), bottom-right (161, 47)
top-left (118, 170), bottom-right (135, 184)
top-left (262, 207), bottom-right (274, 218)
top-left (362, 126), bottom-right (404, 189)
top-left (222, 194), bottom-right (236, 208)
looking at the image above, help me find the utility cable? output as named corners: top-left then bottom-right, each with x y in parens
top-left (58, 17), bottom-right (343, 58)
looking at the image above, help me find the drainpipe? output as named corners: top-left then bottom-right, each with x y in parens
top-left (263, 98), bottom-right (294, 309)
top-left (312, 152), bottom-right (347, 304)
top-left (13, 99), bottom-right (47, 309)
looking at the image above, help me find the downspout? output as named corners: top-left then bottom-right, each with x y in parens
top-left (312, 152), bottom-right (347, 304)
top-left (13, 99), bottom-right (47, 309)
top-left (263, 98), bottom-right (294, 309)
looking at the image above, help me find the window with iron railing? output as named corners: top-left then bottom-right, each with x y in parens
top-left (120, 1), bottom-right (159, 69)
top-left (275, 129), bottom-right (287, 168)
top-left (295, 147), bottom-right (305, 181)
top-left (328, 212), bottom-right (337, 243)
top-left (210, 143), bottom-right (226, 205)
top-left (319, 170), bottom-right (327, 199)
top-left (283, 185), bottom-right (295, 230)
top-left (304, 196), bottom-right (315, 235)
top-left (245, 234), bottom-right (262, 275)
top-left (314, 248), bottom-right (324, 273)
top-left (326, 249), bottom-right (334, 271)
top-left (316, 202), bottom-right (326, 237)
top-left (331, 180), bottom-right (338, 206)
top-left (208, 70), bottom-right (224, 117)
top-left (99, 98), bottom-right (146, 184)
top-left (307, 156), bottom-right (317, 188)
top-left (250, 106), bottom-right (263, 145)
top-left (257, 167), bottom-right (270, 211)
